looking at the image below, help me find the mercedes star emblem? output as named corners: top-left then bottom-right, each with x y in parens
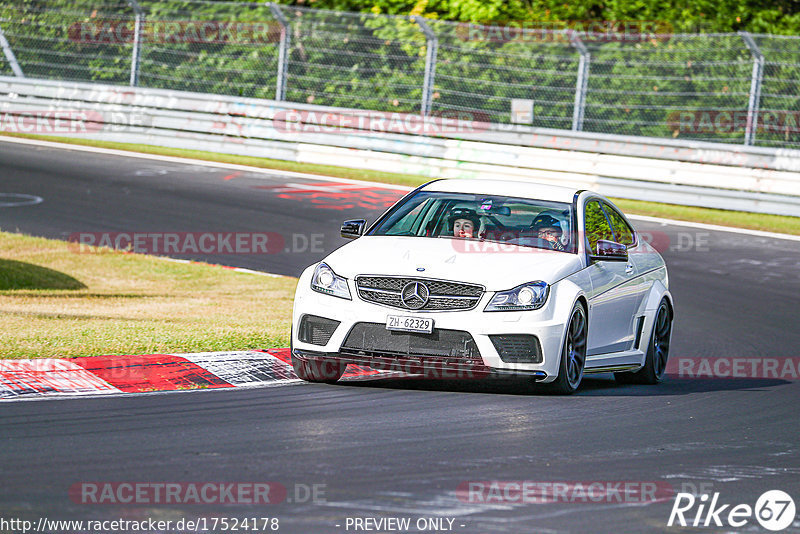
top-left (400, 281), bottom-right (430, 310)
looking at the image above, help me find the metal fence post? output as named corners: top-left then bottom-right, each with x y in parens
top-left (269, 4), bottom-right (290, 101)
top-left (569, 30), bottom-right (589, 132)
top-left (740, 32), bottom-right (764, 146)
top-left (414, 16), bottom-right (437, 116)
top-left (128, 0), bottom-right (144, 87)
top-left (0, 24), bottom-right (24, 77)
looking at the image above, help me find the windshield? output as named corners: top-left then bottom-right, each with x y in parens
top-left (369, 191), bottom-right (575, 253)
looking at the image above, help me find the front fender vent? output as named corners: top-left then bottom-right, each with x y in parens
top-left (489, 334), bottom-right (543, 363)
top-left (298, 314), bottom-right (340, 346)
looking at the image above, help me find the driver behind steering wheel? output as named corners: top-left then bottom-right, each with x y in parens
top-left (448, 208), bottom-right (481, 238)
top-left (531, 214), bottom-right (565, 251)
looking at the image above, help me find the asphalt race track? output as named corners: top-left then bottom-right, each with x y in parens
top-left (1, 139), bottom-right (799, 533)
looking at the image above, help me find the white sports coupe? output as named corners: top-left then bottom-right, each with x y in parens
top-left (291, 179), bottom-right (673, 394)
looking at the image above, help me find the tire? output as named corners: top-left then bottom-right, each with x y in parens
top-left (292, 356), bottom-right (346, 383)
top-left (615, 299), bottom-right (672, 385)
top-left (290, 329), bottom-right (346, 383)
top-left (546, 301), bottom-right (587, 395)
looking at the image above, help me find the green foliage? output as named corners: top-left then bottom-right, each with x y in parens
top-left (1, 0), bottom-right (134, 83)
top-left (309, 0), bottom-right (800, 35)
top-left (2, 0), bottom-right (798, 147)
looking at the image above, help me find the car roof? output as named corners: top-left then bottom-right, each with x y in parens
top-left (420, 179), bottom-right (579, 204)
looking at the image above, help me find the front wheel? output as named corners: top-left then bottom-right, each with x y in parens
top-left (291, 355), bottom-right (346, 383)
top-left (290, 330), bottom-right (346, 383)
top-left (546, 302), bottom-right (587, 395)
top-left (615, 299), bottom-right (672, 385)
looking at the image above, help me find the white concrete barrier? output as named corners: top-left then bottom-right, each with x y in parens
top-left (2, 76), bottom-right (799, 216)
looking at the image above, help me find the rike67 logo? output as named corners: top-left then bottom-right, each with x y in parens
top-left (668, 490), bottom-right (796, 531)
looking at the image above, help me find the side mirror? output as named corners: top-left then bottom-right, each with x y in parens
top-left (341, 219), bottom-right (366, 239)
top-left (594, 240), bottom-right (628, 261)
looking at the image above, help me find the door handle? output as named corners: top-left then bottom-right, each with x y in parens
top-left (625, 263), bottom-right (634, 275)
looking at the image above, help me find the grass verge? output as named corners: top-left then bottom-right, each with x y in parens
top-left (0, 230), bottom-right (296, 359)
top-left (612, 199), bottom-right (800, 235)
top-left (2, 132), bottom-right (798, 235)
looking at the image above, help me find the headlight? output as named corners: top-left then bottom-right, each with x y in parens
top-left (484, 281), bottom-right (549, 311)
top-left (311, 262), bottom-right (351, 300)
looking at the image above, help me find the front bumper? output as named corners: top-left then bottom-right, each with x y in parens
top-left (292, 347), bottom-right (548, 380)
top-left (292, 274), bottom-right (568, 383)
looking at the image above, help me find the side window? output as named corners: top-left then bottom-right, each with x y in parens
top-left (584, 200), bottom-right (615, 253)
top-left (386, 199), bottom-right (429, 235)
top-left (603, 204), bottom-right (635, 246)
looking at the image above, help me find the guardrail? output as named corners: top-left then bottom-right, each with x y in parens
top-left (1, 76), bottom-right (799, 216)
top-left (4, 2), bottom-right (800, 149)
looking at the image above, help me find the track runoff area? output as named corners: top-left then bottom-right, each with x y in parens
top-left (0, 137), bottom-right (799, 534)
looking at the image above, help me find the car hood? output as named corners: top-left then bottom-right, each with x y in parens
top-left (324, 236), bottom-right (582, 291)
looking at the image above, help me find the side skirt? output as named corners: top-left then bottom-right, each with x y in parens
top-left (584, 364), bottom-right (641, 374)
top-left (584, 349), bottom-right (644, 373)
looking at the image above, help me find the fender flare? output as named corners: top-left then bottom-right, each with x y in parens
top-left (643, 280), bottom-right (673, 316)
top-left (550, 278), bottom-right (589, 346)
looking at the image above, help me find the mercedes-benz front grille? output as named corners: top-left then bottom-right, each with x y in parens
top-left (355, 276), bottom-right (483, 311)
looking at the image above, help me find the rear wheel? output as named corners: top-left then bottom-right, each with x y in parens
top-left (547, 302), bottom-right (587, 395)
top-left (615, 299), bottom-right (672, 385)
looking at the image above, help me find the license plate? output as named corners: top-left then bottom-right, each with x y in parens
top-left (386, 315), bottom-right (434, 334)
